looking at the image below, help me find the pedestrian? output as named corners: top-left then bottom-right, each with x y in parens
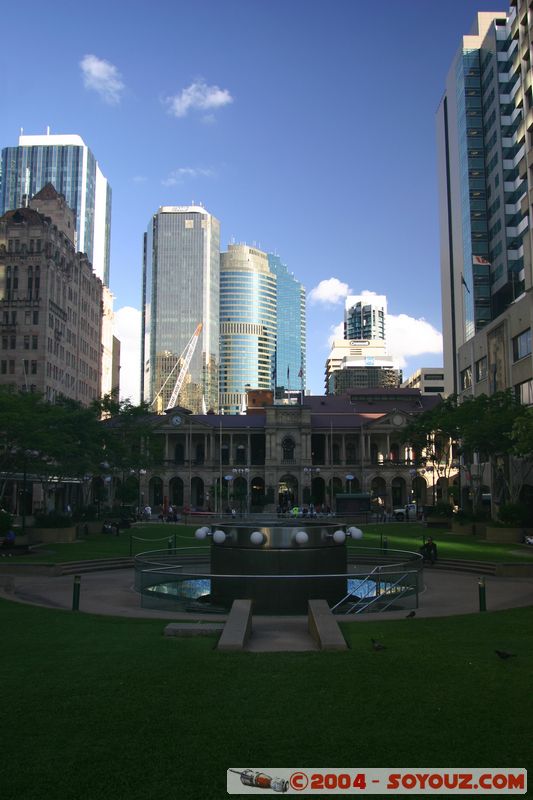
top-left (143, 505), bottom-right (152, 521)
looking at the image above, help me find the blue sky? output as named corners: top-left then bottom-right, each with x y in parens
top-left (1, 0), bottom-right (506, 401)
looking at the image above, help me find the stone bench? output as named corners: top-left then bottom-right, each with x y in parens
top-left (217, 599), bottom-right (253, 651)
top-left (308, 599), bottom-right (347, 651)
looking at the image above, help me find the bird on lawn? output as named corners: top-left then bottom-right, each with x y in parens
top-left (495, 649), bottom-right (517, 660)
top-left (406, 611), bottom-right (416, 618)
top-left (371, 638), bottom-right (386, 651)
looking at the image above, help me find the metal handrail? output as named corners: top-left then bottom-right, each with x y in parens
top-left (378, 584), bottom-right (411, 613)
top-left (330, 565), bottom-right (381, 611)
top-left (354, 572), bottom-right (413, 614)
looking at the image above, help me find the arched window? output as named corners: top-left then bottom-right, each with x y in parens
top-left (282, 437), bottom-right (295, 461)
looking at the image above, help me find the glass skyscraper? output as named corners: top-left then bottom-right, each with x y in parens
top-left (0, 132), bottom-right (112, 285)
top-left (344, 294), bottom-right (386, 342)
top-left (267, 253), bottom-right (306, 392)
top-left (142, 205), bottom-right (220, 413)
top-left (220, 245), bottom-right (277, 414)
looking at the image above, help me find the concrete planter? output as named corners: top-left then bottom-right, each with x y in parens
top-left (425, 517), bottom-right (451, 529)
top-left (29, 526), bottom-right (77, 544)
top-left (75, 521), bottom-right (102, 535)
top-left (485, 525), bottom-right (522, 543)
top-left (451, 521), bottom-right (474, 535)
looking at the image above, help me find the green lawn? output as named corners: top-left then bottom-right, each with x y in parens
top-left (15, 521), bottom-right (533, 564)
top-left (1, 599), bottom-right (531, 800)
top-left (350, 523), bottom-right (533, 563)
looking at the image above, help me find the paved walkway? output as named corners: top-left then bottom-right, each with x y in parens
top-left (1, 567), bottom-right (532, 651)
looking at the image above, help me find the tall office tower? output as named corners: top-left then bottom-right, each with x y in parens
top-left (1, 132), bottom-right (111, 285)
top-left (0, 185), bottom-right (103, 404)
top-left (325, 294), bottom-right (396, 393)
top-left (219, 245), bottom-right (277, 414)
top-left (1, 131), bottom-right (116, 398)
top-left (267, 253), bottom-right (306, 393)
top-left (438, 7), bottom-right (533, 403)
top-left (344, 295), bottom-right (387, 341)
top-left (142, 205), bottom-right (220, 413)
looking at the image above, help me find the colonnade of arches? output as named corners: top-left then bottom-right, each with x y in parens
top-left (138, 472), bottom-right (458, 512)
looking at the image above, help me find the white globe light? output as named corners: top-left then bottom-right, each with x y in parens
top-left (294, 531), bottom-right (309, 545)
top-left (348, 526), bottom-right (363, 540)
top-left (250, 531), bottom-right (264, 545)
top-left (194, 527), bottom-right (209, 540)
top-left (213, 530), bottom-right (227, 544)
top-left (333, 530), bottom-right (346, 544)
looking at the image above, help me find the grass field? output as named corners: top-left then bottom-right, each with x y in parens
top-left (1, 598), bottom-right (531, 800)
top-left (13, 521), bottom-right (533, 564)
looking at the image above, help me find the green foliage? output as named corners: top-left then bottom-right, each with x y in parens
top-left (512, 408), bottom-right (533, 457)
top-left (497, 502), bottom-right (531, 527)
top-left (0, 509), bottom-right (13, 535)
top-left (426, 502), bottom-right (454, 518)
top-left (34, 512), bottom-right (74, 529)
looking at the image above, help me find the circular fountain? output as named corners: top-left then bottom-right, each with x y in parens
top-left (134, 519), bottom-right (423, 615)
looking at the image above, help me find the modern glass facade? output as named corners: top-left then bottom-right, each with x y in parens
top-left (0, 134), bottom-right (111, 285)
top-left (344, 295), bottom-right (386, 341)
top-left (267, 253), bottom-right (306, 392)
top-left (455, 49), bottom-right (491, 339)
top-left (437, 9), bottom-right (533, 396)
top-left (220, 245), bottom-right (277, 414)
top-left (142, 206), bottom-right (220, 413)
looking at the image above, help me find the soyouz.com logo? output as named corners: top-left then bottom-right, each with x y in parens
top-left (227, 768), bottom-right (527, 794)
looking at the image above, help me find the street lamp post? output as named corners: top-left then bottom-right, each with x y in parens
top-left (345, 473), bottom-right (354, 493)
top-left (223, 474), bottom-right (234, 514)
top-left (303, 466), bottom-right (320, 506)
top-left (21, 450), bottom-right (39, 535)
top-left (409, 468), bottom-right (417, 518)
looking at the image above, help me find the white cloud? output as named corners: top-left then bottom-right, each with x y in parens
top-left (162, 167), bottom-right (214, 186)
top-left (80, 54), bottom-right (124, 105)
top-left (308, 278), bottom-right (352, 305)
top-left (164, 79), bottom-right (233, 118)
top-left (386, 314), bottom-right (443, 368)
top-left (327, 321), bottom-right (345, 347)
top-left (132, 175), bottom-right (147, 184)
top-left (114, 306), bottom-right (141, 404)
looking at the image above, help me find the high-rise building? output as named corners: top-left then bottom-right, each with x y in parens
top-left (0, 185), bottom-right (103, 404)
top-left (142, 205), bottom-right (220, 413)
top-left (1, 131), bottom-right (116, 399)
top-left (325, 294), bottom-right (398, 393)
top-left (219, 244), bottom-right (277, 414)
top-left (438, 7), bottom-right (533, 403)
top-left (325, 339), bottom-right (401, 393)
top-left (1, 132), bottom-right (111, 285)
top-left (402, 368), bottom-right (445, 396)
top-left (344, 295), bottom-right (387, 341)
top-left (267, 254), bottom-right (306, 393)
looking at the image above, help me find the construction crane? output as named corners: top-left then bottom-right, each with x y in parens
top-left (150, 324), bottom-right (202, 412)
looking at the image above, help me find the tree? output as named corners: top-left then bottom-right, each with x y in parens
top-left (457, 392), bottom-right (529, 508)
top-left (0, 388), bottom-right (104, 512)
top-left (402, 392), bottom-right (530, 514)
top-left (510, 408), bottom-right (533, 503)
top-left (93, 395), bottom-right (165, 508)
top-left (402, 396), bottom-right (461, 504)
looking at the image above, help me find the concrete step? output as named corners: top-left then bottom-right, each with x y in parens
top-left (428, 559), bottom-right (497, 575)
top-left (56, 558), bottom-right (133, 575)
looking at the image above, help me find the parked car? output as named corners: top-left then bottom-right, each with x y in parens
top-left (393, 503), bottom-right (418, 521)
